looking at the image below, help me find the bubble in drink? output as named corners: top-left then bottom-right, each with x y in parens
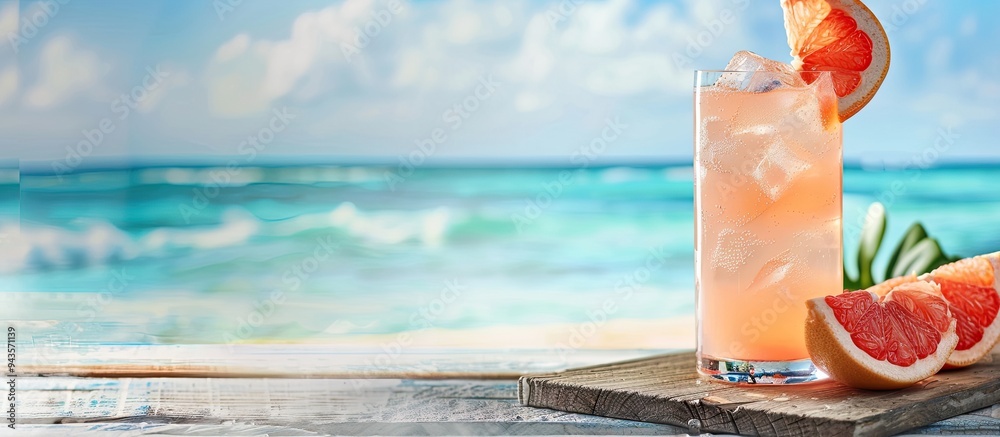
top-left (696, 52), bottom-right (843, 362)
top-left (746, 250), bottom-right (804, 296)
top-left (711, 228), bottom-right (768, 274)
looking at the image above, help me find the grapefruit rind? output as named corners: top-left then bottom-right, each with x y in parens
top-left (922, 252), bottom-right (1000, 367)
top-left (942, 311), bottom-right (1000, 367)
top-left (806, 289), bottom-right (958, 390)
top-left (780, 0), bottom-right (890, 122)
top-left (867, 274), bottom-right (918, 297)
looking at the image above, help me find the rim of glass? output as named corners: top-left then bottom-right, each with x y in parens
top-left (695, 69), bottom-right (837, 73)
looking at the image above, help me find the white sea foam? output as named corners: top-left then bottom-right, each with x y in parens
top-left (598, 167), bottom-right (658, 184)
top-left (0, 221), bottom-right (135, 273)
top-left (2, 202), bottom-right (457, 272)
top-left (135, 166), bottom-right (387, 186)
top-left (324, 202), bottom-right (452, 246)
top-left (137, 167), bottom-right (266, 187)
top-left (141, 209), bottom-right (260, 250)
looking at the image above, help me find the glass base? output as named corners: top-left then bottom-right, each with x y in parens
top-left (697, 354), bottom-right (828, 385)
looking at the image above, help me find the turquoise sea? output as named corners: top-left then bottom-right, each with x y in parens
top-left (3, 164), bottom-right (999, 345)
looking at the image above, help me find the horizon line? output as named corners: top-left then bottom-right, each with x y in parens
top-left (10, 156), bottom-right (1000, 175)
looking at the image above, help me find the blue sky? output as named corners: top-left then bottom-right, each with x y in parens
top-left (1, 0), bottom-right (998, 166)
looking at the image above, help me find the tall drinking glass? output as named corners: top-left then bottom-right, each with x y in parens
top-left (694, 70), bottom-right (843, 384)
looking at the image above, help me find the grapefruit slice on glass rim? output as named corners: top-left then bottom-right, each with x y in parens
top-left (805, 281), bottom-right (958, 390)
top-left (780, 0), bottom-right (890, 121)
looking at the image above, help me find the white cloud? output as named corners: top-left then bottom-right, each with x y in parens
top-left (205, 56), bottom-right (271, 117)
top-left (557, 0), bottom-right (628, 55)
top-left (585, 54), bottom-right (676, 96)
top-left (204, 0), bottom-right (538, 117)
top-left (136, 68), bottom-right (190, 114)
top-left (0, 66), bottom-right (16, 106)
top-left (163, 0), bottom-right (754, 159)
top-left (5, 0), bottom-right (999, 161)
top-left (446, 6), bottom-right (482, 44)
top-left (0, 2), bottom-right (16, 42)
top-left (502, 0), bottom-right (723, 105)
top-left (205, 0), bottom-right (379, 117)
top-left (214, 33), bottom-right (250, 63)
top-left (390, 49), bottom-right (434, 88)
top-left (925, 37), bottom-right (952, 70)
top-left (194, 0), bottom-right (749, 145)
top-left (23, 36), bottom-right (103, 109)
top-left (493, 3), bottom-right (514, 27)
top-left (960, 15), bottom-right (977, 37)
top-left (435, 0), bottom-right (526, 47)
top-left (515, 91), bottom-right (552, 112)
top-left (910, 68), bottom-right (1000, 125)
top-left (507, 15), bottom-right (555, 84)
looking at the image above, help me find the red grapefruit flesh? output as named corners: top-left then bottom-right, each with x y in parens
top-left (867, 274), bottom-right (918, 297)
top-left (806, 281), bottom-right (958, 390)
top-left (781, 0), bottom-right (890, 121)
top-left (922, 252), bottom-right (1000, 367)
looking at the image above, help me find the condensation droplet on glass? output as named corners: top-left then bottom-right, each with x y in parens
top-left (687, 418), bottom-right (702, 435)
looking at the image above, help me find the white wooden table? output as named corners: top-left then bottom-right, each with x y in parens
top-left (13, 376), bottom-right (1000, 436)
top-left (13, 345), bottom-right (1000, 436)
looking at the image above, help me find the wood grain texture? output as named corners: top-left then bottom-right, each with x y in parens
top-left (18, 377), bottom-right (688, 435)
top-left (14, 372), bottom-right (1000, 436)
top-left (518, 351), bottom-right (1000, 437)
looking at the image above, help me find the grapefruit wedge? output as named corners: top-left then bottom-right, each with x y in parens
top-left (922, 252), bottom-right (1000, 367)
top-left (806, 281), bottom-right (958, 390)
top-left (863, 253), bottom-right (1000, 368)
top-left (780, 0), bottom-right (890, 121)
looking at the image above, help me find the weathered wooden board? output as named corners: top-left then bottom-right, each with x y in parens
top-left (15, 374), bottom-right (1000, 436)
top-left (17, 377), bottom-right (687, 435)
top-left (518, 350), bottom-right (1000, 437)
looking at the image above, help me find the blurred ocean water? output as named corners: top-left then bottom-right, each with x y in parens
top-left (3, 164), bottom-right (999, 345)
